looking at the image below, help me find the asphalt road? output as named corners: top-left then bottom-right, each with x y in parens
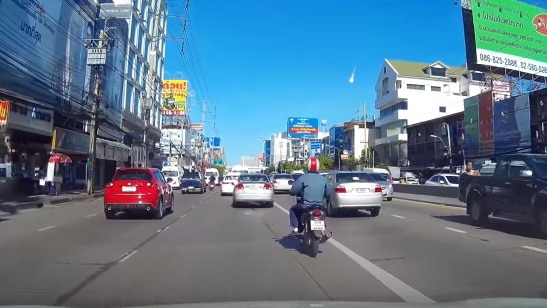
top-left (1, 190), bottom-right (547, 307)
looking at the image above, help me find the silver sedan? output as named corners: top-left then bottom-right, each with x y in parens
top-left (367, 173), bottom-right (394, 201)
top-left (232, 173), bottom-right (274, 208)
top-left (326, 172), bottom-right (383, 217)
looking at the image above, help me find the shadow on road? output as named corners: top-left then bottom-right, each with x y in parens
top-left (431, 214), bottom-right (542, 239)
top-left (331, 209), bottom-right (373, 219)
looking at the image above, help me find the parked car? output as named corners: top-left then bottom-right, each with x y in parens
top-left (104, 168), bottom-right (174, 220)
top-left (233, 173), bottom-right (274, 208)
top-left (325, 171), bottom-right (383, 217)
top-left (424, 173), bottom-right (459, 187)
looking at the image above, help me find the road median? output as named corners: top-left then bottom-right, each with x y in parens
top-left (392, 184), bottom-right (465, 208)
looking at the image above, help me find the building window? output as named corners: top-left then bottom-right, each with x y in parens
top-left (471, 72), bottom-right (485, 81)
top-left (396, 80), bottom-right (402, 89)
top-left (381, 77), bottom-right (390, 96)
top-left (430, 67), bottom-right (446, 77)
top-left (461, 91), bottom-right (469, 96)
top-left (431, 86), bottom-right (441, 92)
top-left (380, 101), bottom-right (407, 118)
top-left (384, 67), bottom-right (386, 74)
top-left (439, 106), bottom-right (446, 113)
top-left (450, 77), bottom-right (457, 83)
top-left (407, 84), bottom-right (425, 90)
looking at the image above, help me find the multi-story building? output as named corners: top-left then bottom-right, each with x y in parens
top-left (342, 120), bottom-right (378, 162)
top-left (102, 0), bottom-right (166, 168)
top-left (373, 59), bottom-right (483, 166)
top-left (0, 0), bottom-right (137, 192)
top-left (269, 132), bottom-right (292, 167)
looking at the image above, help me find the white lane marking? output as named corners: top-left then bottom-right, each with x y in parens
top-left (391, 214), bottom-right (406, 219)
top-left (37, 226), bottom-right (56, 232)
top-left (180, 214), bottom-right (187, 218)
top-left (86, 213), bottom-right (97, 218)
top-left (119, 250), bottom-right (138, 262)
top-left (163, 226), bottom-right (170, 231)
top-left (244, 212), bottom-right (253, 215)
top-left (156, 229), bottom-right (162, 233)
top-left (444, 227), bottom-right (467, 234)
top-left (192, 205), bottom-right (196, 209)
top-left (273, 202), bottom-right (434, 304)
top-left (522, 245), bottom-right (547, 255)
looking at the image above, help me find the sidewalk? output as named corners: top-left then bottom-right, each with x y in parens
top-left (0, 190), bottom-right (104, 214)
top-left (393, 192), bottom-right (466, 208)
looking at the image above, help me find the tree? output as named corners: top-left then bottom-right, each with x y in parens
top-left (216, 165), bottom-right (226, 175)
top-left (317, 155), bottom-right (334, 171)
top-left (344, 157), bottom-right (359, 171)
top-left (359, 148), bottom-right (374, 168)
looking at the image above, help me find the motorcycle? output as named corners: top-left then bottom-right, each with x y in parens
top-left (209, 182), bottom-right (215, 190)
top-left (294, 196), bottom-right (332, 257)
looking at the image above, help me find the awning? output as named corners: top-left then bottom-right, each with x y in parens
top-left (49, 153), bottom-right (72, 164)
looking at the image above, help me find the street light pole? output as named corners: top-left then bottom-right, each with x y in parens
top-left (445, 123), bottom-right (453, 172)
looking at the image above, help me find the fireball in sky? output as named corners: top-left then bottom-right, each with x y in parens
top-left (349, 67), bottom-right (356, 84)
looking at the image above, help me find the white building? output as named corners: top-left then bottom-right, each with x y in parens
top-left (106, 0), bottom-right (167, 167)
top-left (268, 131), bottom-right (329, 166)
top-left (342, 121), bottom-right (378, 161)
top-left (374, 59), bottom-right (483, 166)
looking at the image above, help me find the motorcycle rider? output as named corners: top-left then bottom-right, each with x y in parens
top-left (288, 157), bottom-right (331, 234)
top-left (209, 174), bottom-right (216, 186)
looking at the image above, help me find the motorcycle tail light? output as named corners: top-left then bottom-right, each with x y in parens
top-left (312, 209), bottom-right (322, 217)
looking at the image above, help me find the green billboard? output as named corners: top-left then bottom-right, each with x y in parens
top-left (471, 0), bottom-right (547, 77)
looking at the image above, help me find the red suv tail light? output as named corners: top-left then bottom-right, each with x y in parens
top-left (236, 183), bottom-right (244, 190)
top-left (263, 183), bottom-right (272, 190)
top-left (335, 186), bottom-right (346, 193)
top-left (147, 182), bottom-right (157, 188)
top-left (106, 182), bottom-right (113, 188)
top-left (374, 186), bottom-right (382, 193)
top-left (312, 209), bottom-right (322, 217)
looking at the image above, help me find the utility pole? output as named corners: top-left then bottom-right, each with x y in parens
top-left (200, 101), bottom-right (207, 174)
top-left (86, 29), bottom-right (109, 195)
top-left (445, 122), bottom-right (453, 172)
top-left (362, 101), bottom-right (369, 168)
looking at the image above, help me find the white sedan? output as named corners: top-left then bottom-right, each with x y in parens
top-left (220, 175), bottom-right (239, 196)
top-left (232, 174), bottom-right (274, 208)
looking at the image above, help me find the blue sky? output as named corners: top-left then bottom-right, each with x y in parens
top-left (162, 0), bottom-right (537, 166)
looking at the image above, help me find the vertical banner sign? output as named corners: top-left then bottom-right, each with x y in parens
top-left (162, 80), bottom-right (189, 116)
top-left (0, 100), bottom-right (9, 132)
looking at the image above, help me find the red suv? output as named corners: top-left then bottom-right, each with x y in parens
top-left (104, 168), bottom-right (174, 220)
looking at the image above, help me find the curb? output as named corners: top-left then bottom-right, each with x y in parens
top-left (46, 193), bottom-right (104, 206)
top-left (1, 193), bottom-right (104, 214)
top-left (393, 197), bottom-right (466, 209)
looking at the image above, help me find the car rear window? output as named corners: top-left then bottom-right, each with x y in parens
top-left (336, 173), bottom-right (374, 183)
top-left (183, 172), bottom-right (200, 179)
top-left (239, 175), bottom-right (269, 182)
top-left (273, 174), bottom-right (292, 179)
top-left (368, 173), bottom-right (388, 181)
top-left (114, 170), bottom-right (152, 181)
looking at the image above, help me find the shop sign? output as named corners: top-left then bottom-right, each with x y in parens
top-left (0, 100), bottom-right (9, 132)
top-left (52, 127), bottom-right (89, 154)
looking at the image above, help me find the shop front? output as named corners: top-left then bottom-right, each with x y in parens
top-left (51, 127), bottom-right (130, 188)
top-left (0, 98), bottom-right (54, 195)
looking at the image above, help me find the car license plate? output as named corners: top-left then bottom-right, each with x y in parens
top-left (355, 188), bottom-right (367, 193)
top-left (310, 220), bottom-right (325, 231)
top-left (122, 186), bottom-right (136, 192)
top-left (188, 186), bottom-right (194, 189)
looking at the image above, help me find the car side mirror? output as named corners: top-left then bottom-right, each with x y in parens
top-left (520, 170), bottom-right (533, 177)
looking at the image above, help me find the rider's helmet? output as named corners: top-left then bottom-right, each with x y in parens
top-left (307, 157), bottom-right (320, 173)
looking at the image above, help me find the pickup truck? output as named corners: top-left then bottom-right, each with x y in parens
top-left (459, 154), bottom-right (547, 237)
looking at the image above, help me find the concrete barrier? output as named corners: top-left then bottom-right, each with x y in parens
top-left (392, 184), bottom-right (459, 199)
